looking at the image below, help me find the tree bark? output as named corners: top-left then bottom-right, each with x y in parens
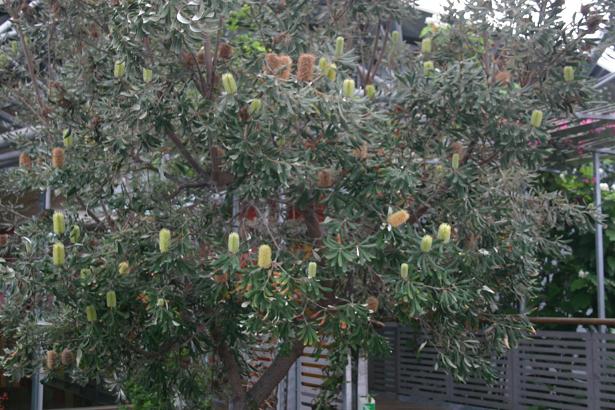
top-left (246, 340), bottom-right (304, 407)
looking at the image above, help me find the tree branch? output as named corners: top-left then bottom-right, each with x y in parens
top-left (246, 340), bottom-right (304, 407)
top-left (166, 132), bottom-right (210, 180)
top-left (218, 342), bottom-right (247, 404)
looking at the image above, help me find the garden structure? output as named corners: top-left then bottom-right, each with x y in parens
top-left (1, 1), bottom-right (615, 410)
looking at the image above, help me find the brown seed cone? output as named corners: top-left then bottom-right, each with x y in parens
top-left (317, 169), bottom-right (335, 188)
top-left (214, 272), bottom-right (229, 284)
top-left (495, 70), bottom-right (511, 84)
top-left (19, 152), bottom-right (32, 169)
top-left (297, 53), bottom-right (316, 82)
top-left (196, 47), bottom-right (206, 65)
top-left (180, 51), bottom-right (194, 68)
top-left (265, 53), bottom-right (292, 80)
top-left (352, 143), bottom-right (369, 160)
top-left (218, 43), bottom-right (233, 60)
top-left (367, 296), bottom-right (379, 312)
top-left (0, 234), bottom-right (8, 247)
top-left (61, 348), bottom-right (74, 366)
top-left (46, 350), bottom-right (57, 370)
top-left (51, 147), bottom-right (65, 168)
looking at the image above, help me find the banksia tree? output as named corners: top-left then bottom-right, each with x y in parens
top-left (0, 0), bottom-right (607, 409)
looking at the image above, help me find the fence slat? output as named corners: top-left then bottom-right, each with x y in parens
top-left (369, 326), bottom-right (614, 410)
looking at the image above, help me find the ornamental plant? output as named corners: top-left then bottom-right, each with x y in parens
top-left (0, 0), bottom-right (611, 408)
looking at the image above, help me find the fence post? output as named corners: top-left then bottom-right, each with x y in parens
top-left (509, 345), bottom-right (520, 409)
top-left (587, 332), bottom-right (600, 409)
top-left (395, 324), bottom-right (401, 398)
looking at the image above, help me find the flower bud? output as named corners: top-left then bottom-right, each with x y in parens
top-left (317, 169), bottom-right (335, 188)
top-left (420, 235), bottom-right (433, 253)
top-left (19, 152), bottom-right (32, 169)
top-left (257, 244), bottom-right (272, 269)
top-left (80, 268), bottom-right (92, 280)
top-left (387, 210), bottom-right (410, 228)
top-left (53, 211), bottom-right (65, 235)
top-left (106, 290), bottom-right (117, 308)
top-left (86, 305), bottom-right (97, 322)
top-left (53, 242), bottom-right (65, 266)
top-left (114, 61), bottom-right (126, 78)
top-left (118, 261), bottom-right (129, 276)
top-left (159, 228), bottom-right (171, 253)
top-left (307, 262), bottom-right (317, 279)
top-left (391, 31), bottom-right (401, 46)
top-left (531, 110), bottom-right (543, 128)
top-left (400, 263), bottom-right (409, 280)
top-left (69, 225), bottom-right (80, 244)
top-left (222, 73), bottom-right (237, 95)
top-left (326, 64), bottom-right (337, 81)
top-left (228, 232), bottom-right (240, 254)
top-left (421, 38), bottom-right (432, 54)
top-left (46, 350), bottom-right (57, 370)
top-left (319, 57), bottom-right (329, 71)
top-left (63, 129), bottom-right (73, 148)
top-left (343, 79), bottom-right (355, 98)
top-left (248, 98), bottom-right (262, 115)
top-left (423, 61), bottom-right (434, 76)
top-left (51, 147), bottom-right (65, 168)
top-left (143, 67), bottom-right (153, 83)
top-left (61, 348), bottom-right (73, 366)
top-left (157, 298), bottom-right (166, 307)
top-left (297, 53), bottom-right (316, 82)
top-left (452, 153), bottom-right (460, 170)
top-left (365, 84), bottom-right (376, 99)
top-left (335, 36), bottom-right (344, 58)
top-left (437, 223), bottom-right (451, 243)
top-left (564, 66), bottom-right (574, 82)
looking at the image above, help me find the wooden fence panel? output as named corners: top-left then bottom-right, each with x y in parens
top-left (369, 324), bottom-right (615, 410)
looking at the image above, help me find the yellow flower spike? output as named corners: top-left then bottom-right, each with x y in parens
top-left (221, 73), bottom-right (237, 95)
top-left (113, 61), bottom-right (125, 78)
top-left (452, 153), bottom-right (460, 170)
top-left (326, 64), bottom-right (337, 81)
top-left (420, 235), bottom-right (433, 253)
top-left (319, 57), bottom-right (329, 71)
top-left (52, 242), bottom-right (65, 266)
top-left (53, 211), bottom-right (65, 235)
top-left (257, 244), bottom-right (272, 269)
top-left (118, 261), bottom-right (129, 276)
top-left (106, 290), bottom-right (117, 308)
top-left (365, 84), bottom-right (376, 99)
top-left (159, 228), bottom-right (171, 253)
top-left (387, 210), bottom-right (410, 228)
top-left (437, 223), bottom-right (452, 243)
top-left (143, 67), bottom-right (153, 83)
top-left (564, 66), bottom-right (574, 82)
top-left (423, 61), bottom-right (434, 76)
top-left (400, 263), bottom-right (409, 280)
top-left (342, 79), bottom-right (355, 98)
top-left (69, 225), bottom-right (80, 244)
top-left (307, 262), bottom-right (317, 279)
top-left (531, 110), bottom-right (543, 128)
top-left (391, 31), bottom-right (401, 46)
top-left (248, 98), bottom-right (262, 115)
top-left (335, 36), bottom-right (345, 58)
top-left (228, 232), bottom-right (240, 254)
top-left (63, 129), bottom-right (73, 148)
top-left (86, 305), bottom-right (97, 322)
top-left (421, 38), bottom-right (432, 54)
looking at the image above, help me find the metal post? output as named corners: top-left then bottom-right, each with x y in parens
top-left (593, 152), bottom-right (606, 332)
top-left (30, 368), bottom-right (43, 410)
top-left (357, 352), bottom-right (368, 409)
top-left (343, 350), bottom-right (353, 410)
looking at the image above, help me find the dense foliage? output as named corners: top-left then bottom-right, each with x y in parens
top-left (535, 163), bottom-right (615, 320)
top-left (0, 0), bottom-right (613, 408)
